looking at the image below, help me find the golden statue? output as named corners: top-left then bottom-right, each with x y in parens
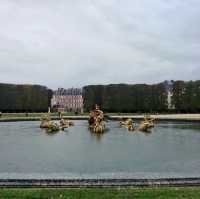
top-left (138, 115), bottom-right (155, 132)
top-left (40, 111), bottom-right (74, 132)
top-left (60, 117), bottom-right (74, 130)
top-left (88, 105), bottom-right (105, 133)
top-left (120, 118), bottom-right (135, 131)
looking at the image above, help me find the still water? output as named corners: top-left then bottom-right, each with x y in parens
top-left (0, 120), bottom-right (200, 179)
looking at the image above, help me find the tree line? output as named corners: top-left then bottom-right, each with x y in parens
top-left (172, 80), bottom-right (200, 113)
top-left (0, 83), bottom-right (52, 112)
top-left (83, 83), bottom-right (168, 113)
top-left (0, 80), bottom-right (199, 113)
top-left (83, 80), bottom-right (200, 113)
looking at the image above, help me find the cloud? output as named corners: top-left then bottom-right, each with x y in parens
top-left (0, 0), bottom-right (199, 89)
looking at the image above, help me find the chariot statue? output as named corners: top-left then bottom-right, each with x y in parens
top-left (88, 105), bottom-right (105, 133)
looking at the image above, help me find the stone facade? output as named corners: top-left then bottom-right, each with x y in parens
top-left (51, 88), bottom-right (83, 112)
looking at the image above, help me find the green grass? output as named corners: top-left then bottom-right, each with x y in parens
top-left (0, 112), bottom-right (159, 118)
top-left (0, 112), bottom-right (90, 122)
top-left (0, 187), bottom-right (200, 199)
top-left (0, 112), bottom-right (89, 118)
top-left (0, 112), bottom-right (89, 121)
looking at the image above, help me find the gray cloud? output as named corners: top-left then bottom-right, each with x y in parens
top-left (0, 0), bottom-right (199, 89)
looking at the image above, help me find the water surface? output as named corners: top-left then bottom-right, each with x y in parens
top-left (0, 120), bottom-right (200, 179)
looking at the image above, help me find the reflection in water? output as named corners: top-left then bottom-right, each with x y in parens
top-left (90, 131), bottom-right (104, 141)
top-left (126, 128), bottom-right (152, 136)
top-left (155, 122), bottom-right (200, 133)
top-left (173, 125), bottom-right (200, 131)
top-left (89, 127), bottom-right (110, 141)
top-left (141, 130), bottom-right (152, 136)
top-left (45, 130), bottom-right (59, 136)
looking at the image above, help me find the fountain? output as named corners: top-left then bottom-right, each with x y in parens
top-left (88, 105), bottom-right (105, 133)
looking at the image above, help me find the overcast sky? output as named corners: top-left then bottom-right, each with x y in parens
top-left (0, 0), bottom-right (199, 89)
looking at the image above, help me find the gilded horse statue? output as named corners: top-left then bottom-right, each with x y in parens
top-left (138, 115), bottom-right (155, 132)
top-left (60, 118), bottom-right (74, 130)
top-left (40, 112), bottom-right (74, 132)
top-left (120, 118), bottom-right (135, 131)
top-left (40, 114), bottom-right (51, 128)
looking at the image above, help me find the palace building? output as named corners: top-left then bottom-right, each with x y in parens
top-left (51, 88), bottom-right (83, 112)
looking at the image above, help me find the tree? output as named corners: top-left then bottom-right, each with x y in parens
top-left (0, 83), bottom-right (52, 112)
top-left (83, 82), bottom-right (168, 113)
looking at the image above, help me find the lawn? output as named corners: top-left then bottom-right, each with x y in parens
top-left (0, 112), bottom-right (88, 118)
top-left (0, 187), bottom-right (200, 199)
top-left (0, 112), bottom-right (89, 122)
